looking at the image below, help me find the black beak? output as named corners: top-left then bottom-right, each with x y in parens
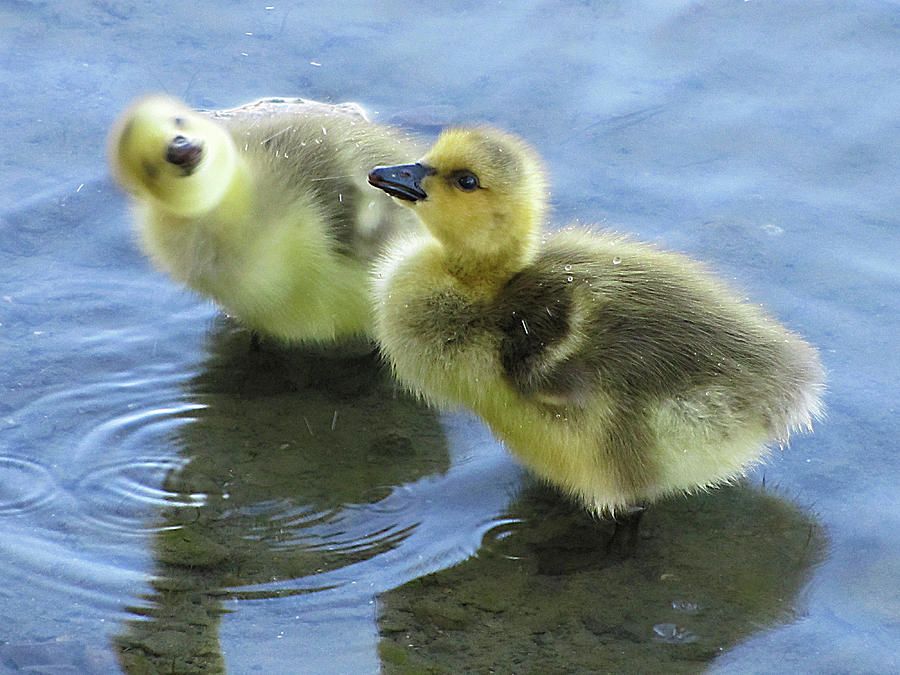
top-left (166, 135), bottom-right (204, 175)
top-left (368, 163), bottom-right (432, 202)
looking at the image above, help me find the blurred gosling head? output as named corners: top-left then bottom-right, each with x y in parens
top-left (108, 95), bottom-right (240, 218)
top-left (369, 127), bottom-right (548, 281)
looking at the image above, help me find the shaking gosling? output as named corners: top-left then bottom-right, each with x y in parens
top-left (109, 95), bottom-right (422, 344)
top-left (368, 127), bottom-right (824, 515)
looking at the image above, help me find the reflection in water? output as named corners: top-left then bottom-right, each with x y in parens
top-left (114, 322), bottom-right (449, 673)
top-left (378, 483), bottom-right (826, 673)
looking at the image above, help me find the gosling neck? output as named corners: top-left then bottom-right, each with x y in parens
top-left (438, 224), bottom-right (541, 298)
top-left (211, 158), bottom-right (253, 223)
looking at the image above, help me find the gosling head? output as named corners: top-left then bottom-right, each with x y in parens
top-left (368, 127), bottom-right (548, 277)
top-left (108, 95), bottom-right (240, 217)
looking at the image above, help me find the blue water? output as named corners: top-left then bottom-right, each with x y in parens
top-left (1, 1), bottom-right (898, 672)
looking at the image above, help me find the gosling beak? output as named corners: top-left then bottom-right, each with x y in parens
top-left (166, 135), bottom-right (204, 175)
top-left (368, 163), bottom-right (433, 202)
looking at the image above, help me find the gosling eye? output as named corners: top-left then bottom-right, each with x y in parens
top-left (453, 172), bottom-right (480, 192)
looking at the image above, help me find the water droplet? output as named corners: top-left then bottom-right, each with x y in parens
top-left (566, 276), bottom-right (573, 282)
top-left (612, 256), bottom-right (622, 265)
top-left (671, 600), bottom-right (700, 613)
top-left (652, 623), bottom-right (697, 644)
top-left (564, 264), bottom-right (572, 272)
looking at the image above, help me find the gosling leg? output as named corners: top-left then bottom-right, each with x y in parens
top-left (607, 504), bottom-right (646, 557)
top-left (249, 331), bottom-right (262, 352)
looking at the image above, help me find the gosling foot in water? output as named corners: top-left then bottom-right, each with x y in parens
top-left (606, 504), bottom-right (647, 559)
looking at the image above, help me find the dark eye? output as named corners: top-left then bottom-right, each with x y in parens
top-left (454, 172), bottom-right (479, 192)
top-left (173, 116), bottom-right (186, 128)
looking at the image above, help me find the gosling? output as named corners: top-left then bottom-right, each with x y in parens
top-left (109, 95), bottom-right (422, 344)
top-left (367, 126), bottom-right (824, 516)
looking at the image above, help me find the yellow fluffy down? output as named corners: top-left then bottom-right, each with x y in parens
top-left (109, 94), bottom-right (422, 344)
top-left (370, 127), bottom-right (824, 515)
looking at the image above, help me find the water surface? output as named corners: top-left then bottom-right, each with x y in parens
top-left (1, 1), bottom-right (898, 672)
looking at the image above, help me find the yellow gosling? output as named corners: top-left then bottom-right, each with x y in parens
top-left (108, 95), bottom-right (423, 344)
top-left (368, 127), bottom-right (824, 516)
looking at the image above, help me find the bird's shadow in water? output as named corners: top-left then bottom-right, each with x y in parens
top-left (378, 481), bottom-right (827, 673)
top-left (113, 319), bottom-right (450, 673)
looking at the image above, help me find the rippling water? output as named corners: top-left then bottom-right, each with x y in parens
top-left (1, 182), bottom-right (519, 672)
top-left (2, 1), bottom-right (898, 673)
